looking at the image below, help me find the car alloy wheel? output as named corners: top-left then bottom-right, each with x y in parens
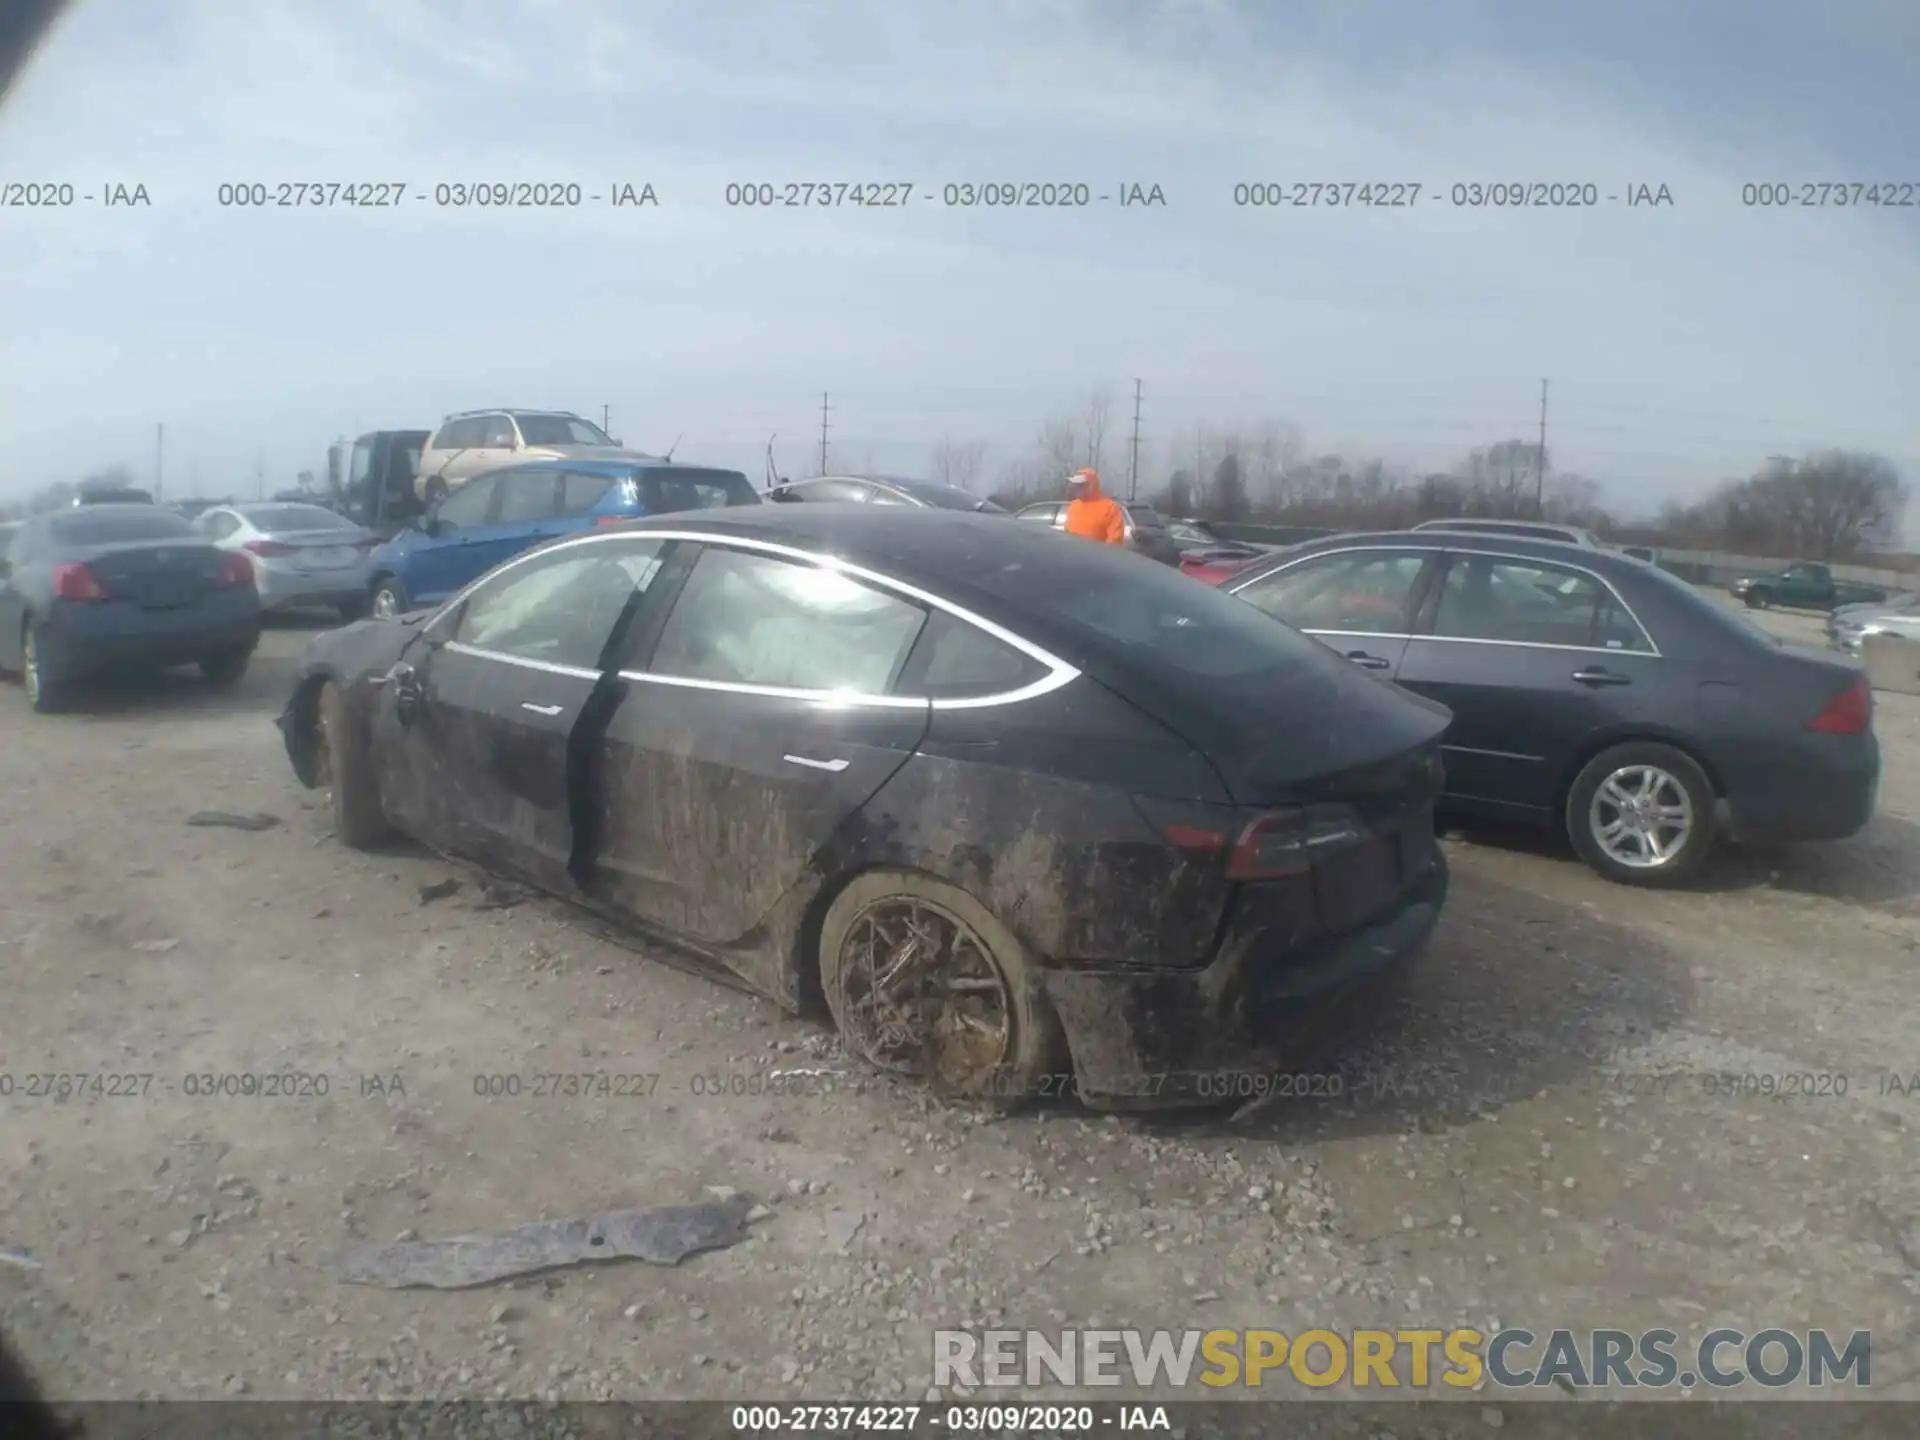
top-left (830, 893), bottom-right (1014, 1092)
top-left (1588, 764), bottom-right (1694, 869)
top-left (370, 584), bottom-right (402, 619)
top-left (22, 628), bottom-right (40, 706)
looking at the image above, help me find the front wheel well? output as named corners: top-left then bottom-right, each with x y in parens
top-left (1554, 733), bottom-right (1723, 823)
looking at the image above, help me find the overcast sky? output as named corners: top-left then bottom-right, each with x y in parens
top-left (0, 0), bottom-right (1915, 523)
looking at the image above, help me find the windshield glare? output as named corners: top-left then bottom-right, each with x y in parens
top-left (518, 415), bottom-right (614, 447)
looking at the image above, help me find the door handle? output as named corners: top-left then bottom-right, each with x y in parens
top-left (1571, 667), bottom-right (1631, 687)
top-left (1345, 651), bottom-right (1391, 670)
top-left (783, 754), bottom-right (850, 772)
top-left (520, 702), bottom-right (564, 716)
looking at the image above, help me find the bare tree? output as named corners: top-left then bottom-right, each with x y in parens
top-left (1082, 387), bottom-right (1113, 473)
top-left (930, 438), bottom-right (989, 492)
top-left (1035, 413), bottom-right (1080, 489)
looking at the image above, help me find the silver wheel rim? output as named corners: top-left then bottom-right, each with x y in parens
top-left (22, 631), bottom-right (38, 704)
top-left (1589, 764), bottom-right (1693, 868)
top-left (371, 588), bottom-right (398, 619)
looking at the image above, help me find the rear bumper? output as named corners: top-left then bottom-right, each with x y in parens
top-left (253, 558), bottom-right (372, 609)
top-left (42, 595), bottom-right (261, 676)
top-left (1042, 851), bottom-right (1448, 1109)
top-left (1722, 733), bottom-right (1879, 844)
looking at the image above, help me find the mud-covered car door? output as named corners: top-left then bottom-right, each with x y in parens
top-left (588, 541), bottom-right (931, 945)
top-left (372, 539), bottom-right (666, 891)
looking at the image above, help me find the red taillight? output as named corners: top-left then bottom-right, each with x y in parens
top-left (244, 539), bottom-right (294, 556)
top-left (216, 552), bottom-right (255, 588)
top-left (51, 562), bottom-right (109, 601)
top-left (1226, 804), bottom-right (1369, 880)
top-left (593, 515), bottom-right (628, 528)
top-left (1807, 674), bottom-right (1872, 734)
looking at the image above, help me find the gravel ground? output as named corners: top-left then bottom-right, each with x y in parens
top-left (2, 602), bottom-right (1917, 1417)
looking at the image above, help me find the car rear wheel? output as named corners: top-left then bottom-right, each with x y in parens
top-left (22, 623), bottom-right (72, 714)
top-left (422, 475), bottom-right (449, 506)
top-left (1566, 742), bottom-right (1717, 887)
top-left (818, 870), bottom-right (1067, 1108)
top-left (1743, 590), bottom-right (1769, 609)
top-left (200, 647), bottom-right (250, 685)
top-left (316, 679), bottom-right (391, 849)
top-left (369, 578), bottom-right (408, 619)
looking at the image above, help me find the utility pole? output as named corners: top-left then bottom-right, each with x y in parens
top-left (154, 423), bottom-right (164, 502)
top-left (818, 392), bottom-right (830, 476)
top-left (255, 453), bottom-right (266, 501)
top-left (602, 405), bottom-right (611, 435)
top-left (1127, 379), bottom-right (1143, 501)
top-left (1535, 378), bottom-right (1550, 516)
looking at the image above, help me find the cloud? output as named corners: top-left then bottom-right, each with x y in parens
top-left (0, 0), bottom-right (1913, 521)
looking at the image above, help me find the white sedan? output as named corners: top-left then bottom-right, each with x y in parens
top-left (193, 502), bottom-right (381, 619)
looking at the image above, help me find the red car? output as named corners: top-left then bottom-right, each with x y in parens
top-left (1168, 518), bottom-right (1267, 585)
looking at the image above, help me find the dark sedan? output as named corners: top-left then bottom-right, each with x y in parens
top-left (0, 504), bottom-right (261, 713)
top-left (1217, 531), bottom-right (1878, 886)
top-left (278, 506), bottom-right (1452, 1108)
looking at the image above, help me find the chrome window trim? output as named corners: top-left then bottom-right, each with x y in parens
top-left (426, 525), bottom-right (1083, 710)
top-left (442, 641), bottom-right (600, 681)
top-left (1229, 543), bottom-right (1662, 658)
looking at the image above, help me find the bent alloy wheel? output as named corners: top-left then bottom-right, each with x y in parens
top-left (369, 580), bottom-right (406, 619)
top-left (22, 625), bottom-right (69, 714)
top-left (819, 870), bottom-right (1066, 1106)
top-left (1566, 742), bottom-right (1717, 888)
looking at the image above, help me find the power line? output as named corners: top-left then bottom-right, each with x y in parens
top-left (1128, 379), bottom-right (1143, 502)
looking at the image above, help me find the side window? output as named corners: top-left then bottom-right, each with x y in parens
top-left (560, 470), bottom-right (616, 515)
top-left (456, 540), bottom-right (666, 670)
top-left (865, 487), bottom-right (913, 507)
top-left (495, 470), bottom-right (561, 524)
top-left (432, 474), bottom-right (498, 528)
top-left (788, 480), bottom-right (871, 503)
top-left (647, 547), bottom-right (928, 694)
top-left (433, 419), bottom-right (479, 450)
top-left (1237, 550), bottom-right (1427, 633)
top-left (1017, 504), bottom-right (1060, 524)
top-left (1593, 593), bottom-right (1656, 653)
top-left (1432, 557), bottom-right (1614, 648)
top-left (481, 415), bottom-right (518, 448)
top-left (892, 610), bottom-right (1049, 699)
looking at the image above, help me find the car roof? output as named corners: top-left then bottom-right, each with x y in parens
top-left (442, 408), bottom-right (584, 421)
top-left (490, 458), bottom-right (748, 478)
top-left (1264, 528), bottom-right (1636, 569)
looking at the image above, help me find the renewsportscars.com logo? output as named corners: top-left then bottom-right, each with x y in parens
top-left (932, 1327), bottom-right (1872, 1392)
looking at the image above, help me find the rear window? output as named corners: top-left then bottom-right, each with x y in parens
top-left (892, 479), bottom-right (1001, 512)
top-left (1020, 555), bottom-right (1339, 679)
top-left (638, 469), bottom-right (758, 512)
top-left (1638, 562), bottom-right (1781, 646)
top-left (51, 509), bottom-right (194, 545)
top-left (243, 505), bottom-right (351, 531)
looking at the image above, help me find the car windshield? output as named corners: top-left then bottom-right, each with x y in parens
top-left (51, 508), bottom-right (194, 545)
top-left (244, 505), bottom-right (352, 531)
top-left (889, 479), bottom-right (1004, 512)
top-left (516, 415), bottom-right (614, 446)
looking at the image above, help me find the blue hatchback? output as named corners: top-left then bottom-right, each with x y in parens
top-left (364, 460), bottom-right (760, 618)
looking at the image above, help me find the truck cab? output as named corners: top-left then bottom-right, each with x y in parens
top-left (1729, 560), bottom-right (1888, 612)
top-left (335, 430), bottom-right (430, 539)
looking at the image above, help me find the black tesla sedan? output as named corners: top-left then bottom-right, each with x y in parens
top-left (1217, 531), bottom-right (1878, 886)
top-left (279, 506), bottom-right (1453, 1108)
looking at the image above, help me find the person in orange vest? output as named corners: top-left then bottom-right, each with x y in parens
top-left (1062, 467), bottom-right (1126, 545)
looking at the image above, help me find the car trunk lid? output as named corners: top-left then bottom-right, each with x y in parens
top-left (79, 539), bottom-right (226, 608)
top-left (259, 527), bottom-right (374, 570)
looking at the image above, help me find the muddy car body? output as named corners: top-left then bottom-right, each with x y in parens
top-left (279, 506), bottom-right (1452, 1107)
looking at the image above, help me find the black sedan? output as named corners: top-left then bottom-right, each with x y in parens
top-left (279, 505), bottom-right (1453, 1107)
top-left (1217, 531), bottom-right (1879, 885)
top-left (0, 503), bottom-right (261, 713)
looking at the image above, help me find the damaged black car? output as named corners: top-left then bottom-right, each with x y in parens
top-left (278, 506), bottom-right (1453, 1108)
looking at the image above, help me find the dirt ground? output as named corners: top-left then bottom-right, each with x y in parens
top-left (2, 600), bottom-right (1918, 1413)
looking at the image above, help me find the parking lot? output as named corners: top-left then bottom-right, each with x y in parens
top-left (1, 598), bottom-right (1918, 1410)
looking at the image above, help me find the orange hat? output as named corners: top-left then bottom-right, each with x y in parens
top-left (1068, 467), bottom-right (1098, 487)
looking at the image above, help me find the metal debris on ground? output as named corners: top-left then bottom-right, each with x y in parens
top-left (130, 938), bottom-right (181, 954)
top-left (824, 1209), bottom-right (865, 1253)
top-left (417, 878), bottom-right (463, 904)
top-left (323, 1192), bottom-right (758, 1289)
top-left (185, 810), bottom-right (281, 831)
top-left (0, 1245), bottom-right (42, 1271)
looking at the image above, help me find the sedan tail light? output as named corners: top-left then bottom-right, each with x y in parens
top-left (215, 552), bottom-right (255, 588)
top-left (1807, 673), bottom-right (1872, 734)
top-left (51, 562), bottom-right (109, 601)
top-left (244, 539), bottom-right (294, 556)
top-left (593, 515), bottom-right (632, 528)
top-left (1226, 804), bottom-right (1369, 879)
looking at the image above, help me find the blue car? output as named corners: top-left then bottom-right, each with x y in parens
top-left (364, 459), bottom-right (760, 618)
